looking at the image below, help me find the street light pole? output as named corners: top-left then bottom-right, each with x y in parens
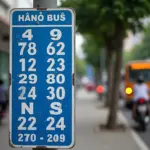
top-left (33, 0), bottom-right (57, 149)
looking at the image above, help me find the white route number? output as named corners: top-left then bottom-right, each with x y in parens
top-left (17, 29), bottom-right (66, 143)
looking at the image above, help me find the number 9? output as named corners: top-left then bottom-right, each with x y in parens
top-left (60, 134), bottom-right (65, 142)
top-left (29, 74), bottom-right (37, 84)
top-left (50, 29), bottom-right (62, 41)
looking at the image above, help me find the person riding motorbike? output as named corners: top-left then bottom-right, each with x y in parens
top-left (132, 75), bottom-right (150, 119)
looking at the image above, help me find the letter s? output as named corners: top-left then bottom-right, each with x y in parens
top-left (50, 102), bottom-right (62, 115)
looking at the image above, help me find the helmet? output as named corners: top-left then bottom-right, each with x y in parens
top-left (136, 75), bottom-right (144, 84)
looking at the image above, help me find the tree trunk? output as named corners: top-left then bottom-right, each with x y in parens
top-left (105, 19), bottom-right (125, 129)
top-left (105, 49), bottom-right (114, 107)
top-left (106, 47), bottom-right (123, 129)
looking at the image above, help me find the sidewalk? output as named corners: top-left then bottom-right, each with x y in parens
top-left (62, 88), bottom-right (144, 150)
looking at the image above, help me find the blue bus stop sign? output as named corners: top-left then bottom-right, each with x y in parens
top-left (9, 8), bottom-right (75, 148)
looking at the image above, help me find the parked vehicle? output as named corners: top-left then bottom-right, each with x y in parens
top-left (84, 82), bottom-right (96, 91)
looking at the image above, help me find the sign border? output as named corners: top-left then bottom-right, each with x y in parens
top-left (9, 8), bottom-right (75, 149)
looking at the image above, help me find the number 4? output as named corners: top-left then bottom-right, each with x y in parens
top-left (22, 29), bottom-right (33, 41)
top-left (46, 117), bottom-right (66, 131)
top-left (56, 117), bottom-right (66, 130)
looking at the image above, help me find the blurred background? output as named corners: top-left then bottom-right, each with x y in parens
top-left (0, 0), bottom-right (33, 88)
top-left (1, 0), bottom-right (150, 150)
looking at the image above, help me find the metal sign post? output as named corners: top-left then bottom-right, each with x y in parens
top-left (9, 0), bottom-right (75, 149)
top-left (33, 0), bottom-right (57, 8)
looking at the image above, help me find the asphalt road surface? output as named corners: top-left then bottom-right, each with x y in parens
top-left (122, 106), bottom-right (150, 148)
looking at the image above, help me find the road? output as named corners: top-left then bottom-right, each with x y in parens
top-left (122, 105), bottom-right (150, 148)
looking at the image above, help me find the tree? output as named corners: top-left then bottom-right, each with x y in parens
top-left (81, 35), bottom-right (105, 85)
top-left (61, 0), bottom-right (150, 129)
top-left (123, 24), bottom-right (150, 64)
top-left (75, 56), bottom-right (86, 77)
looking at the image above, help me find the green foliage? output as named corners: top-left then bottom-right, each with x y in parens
top-left (123, 50), bottom-right (133, 66)
top-left (75, 56), bottom-right (86, 76)
top-left (61, 0), bottom-right (150, 37)
top-left (123, 24), bottom-right (150, 64)
top-left (81, 35), bottom-right (101, 69)
top-left (61, 0), bottom-right (150, 128)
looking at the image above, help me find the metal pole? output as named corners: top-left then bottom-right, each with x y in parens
top-left (33, 0), bottom-right (57, 8)
top-left (14, 0), bottom-right (18, 8)
top-left (33, 0), bottom-right (57, 149)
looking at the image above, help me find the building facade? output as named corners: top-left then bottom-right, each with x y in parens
top-left (0, 0), bottom-right (32, 87)
top-left (0, 0), bottom-right (10, 87)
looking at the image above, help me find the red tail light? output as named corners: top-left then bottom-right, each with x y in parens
top-left (138, 98), bottom-right (145, 104)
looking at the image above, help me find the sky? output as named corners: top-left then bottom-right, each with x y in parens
top-left (75, 34), bottom-right (85, 59)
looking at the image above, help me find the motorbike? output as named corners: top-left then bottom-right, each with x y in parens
top-left (134, 98), bottom-right (150, 131)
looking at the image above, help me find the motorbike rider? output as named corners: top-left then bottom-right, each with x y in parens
top-left (132, 75), bottom-right (150, 119)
